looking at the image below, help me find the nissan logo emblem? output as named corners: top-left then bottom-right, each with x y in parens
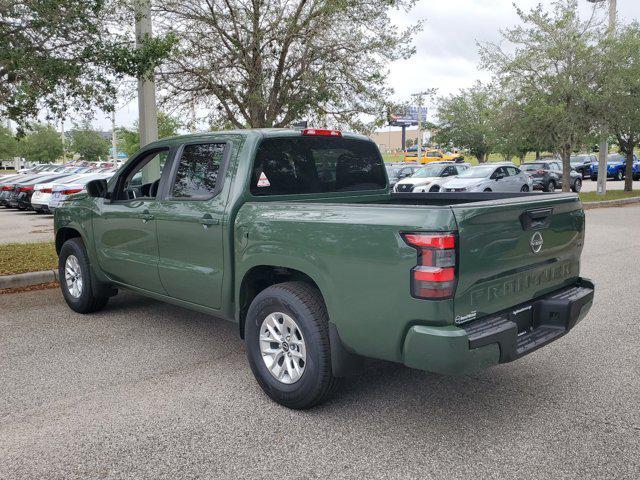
top-left (530, 231), bottom-right (544, 253)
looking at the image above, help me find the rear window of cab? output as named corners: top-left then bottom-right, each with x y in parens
top-left (250, 137), bottom-right (387, 196)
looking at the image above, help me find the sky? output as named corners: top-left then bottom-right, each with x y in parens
top-left (91, 0), bottom-right (640, 132)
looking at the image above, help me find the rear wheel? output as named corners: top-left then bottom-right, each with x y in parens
top-left (571, 178), bottom-right (582, 193)
top-left (546, 180), bottom-right (556, 193)
top-left (429, 185), bottom-right (440, 193)
top-left (590, 175), bottom-right (597, 181)
top-left (615, 170), bottom-right (624, 181)
top-left (520, 185), bottom-right (530, 192)
top-left (245, 281), bottom-right (338, 409)
top-left (58, 238), bottom-right (109, 314)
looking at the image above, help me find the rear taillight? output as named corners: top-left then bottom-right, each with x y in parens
top-left (1, 186), bottom-right (12, 191)
top-left (301, 128), bottom-right (342, 137)
top-left (402, 232), bottom-right (457, 299)
top-left (41, 188), bottom-right (52, 193)
top-left (19, 185), bottom-right (34, 192)
top-left (62, 188), bottom-right (83, 195)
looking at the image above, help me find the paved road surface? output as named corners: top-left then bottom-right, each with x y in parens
top-left (0, 206), bottom-right (639, 479)
top-left (0, 208), bottom-right (54, 244)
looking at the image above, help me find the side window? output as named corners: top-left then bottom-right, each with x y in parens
top-left (171, 143), bottom-right (226, 199)
top-left (117, 149), bottom-right (169, 200)
top-left (507, 166), bottom-right (519, 176)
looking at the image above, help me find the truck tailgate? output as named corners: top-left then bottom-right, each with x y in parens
top-left (451, 194), bottom-right (585, 323)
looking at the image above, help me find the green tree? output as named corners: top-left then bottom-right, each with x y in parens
top-left (435, 82), bottom-right (496, 163)
top-left (116, 112), bottom-right (181, 156)
top-left (0, 125), bottom-right (18, 162)
top-left (69, 123), bottom-right (110, 162)
top-left (154, 0), bottom-right (417, 131)
top-left (0, 1), bottom-right (175, 124)
top-left (600, 24), bottom-right (640, 192)
top-left (17, 124), bottom-right (63, 163)
top-left (480, 0), bottom-right (603, 191)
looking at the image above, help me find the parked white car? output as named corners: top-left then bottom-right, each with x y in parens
top-left (48, 172), bottom-right (113, 211)
top-left (442, 163), bottom-right (533, 192)
top-left (394, 162), bottom-right (470, 193)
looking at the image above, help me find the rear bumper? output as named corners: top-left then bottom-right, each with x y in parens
top-left (402, 278), bottom-right (594, 375)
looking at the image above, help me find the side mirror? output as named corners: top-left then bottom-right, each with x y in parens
top-left (86, 179), bottom-right (108, 198)
top-left (493, 173), bottom-right (506, 180)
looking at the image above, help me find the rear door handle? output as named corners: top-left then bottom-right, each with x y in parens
top-left (200, 215), bottom-right (219, 227)
top-left (140, 210), bottom-right (155, 223)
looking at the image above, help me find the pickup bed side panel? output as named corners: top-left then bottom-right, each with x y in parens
top-left (235, 202), bottom-right (458, 362)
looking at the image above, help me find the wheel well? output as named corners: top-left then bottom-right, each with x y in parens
top-left (238, 266), bottom-right (323, 338)
top-left (55, 227), bottom-right (82, 254)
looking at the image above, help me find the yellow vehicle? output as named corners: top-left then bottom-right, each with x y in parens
top-left (404, 148), bottom-right (464, 164)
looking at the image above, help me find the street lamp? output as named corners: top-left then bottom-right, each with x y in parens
top-left (587, 0), bottom-right (617, 196)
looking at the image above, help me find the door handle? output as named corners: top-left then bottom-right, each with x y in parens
top-left (200, 215), bottom-right (220, 226)
top-left (140, 210), bottom-right (155, 223)
top-left (200, 215), bottom-right (219, 228)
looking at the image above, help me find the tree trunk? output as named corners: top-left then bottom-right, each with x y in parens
top-left (519, 152), bottom-right (526, 165)
top-left (535, 151), bottom-right (541, 160)
top-left (560, 145), bottom-right (572, 193)
top-left (625, 150), bottom-right (634, 192)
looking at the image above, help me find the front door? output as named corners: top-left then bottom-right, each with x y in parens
top-left (155, 141), bottom-right (229, 309)
top-left (93, 148), bottom-right (172, 293)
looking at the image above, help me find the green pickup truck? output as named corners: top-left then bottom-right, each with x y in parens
top-left (54, 128), bottom-right (594, 408)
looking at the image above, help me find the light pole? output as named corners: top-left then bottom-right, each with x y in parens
top-left (411, 92), bottom-right (428, 163)
top-left (588, 0), bottom-right (617, 196)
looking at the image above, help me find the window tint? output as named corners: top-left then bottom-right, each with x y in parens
top-left (250, 137), bottom-right (386, 196)
top-left (506, 166), bottom-right (519, 176)
top-left (172, 143), bottom-right (226, 198)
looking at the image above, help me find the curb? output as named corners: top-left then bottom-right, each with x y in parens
top-left (0, 269), bottom-right (58, 290)
top-left (582, 196), bottom-right (640, 210)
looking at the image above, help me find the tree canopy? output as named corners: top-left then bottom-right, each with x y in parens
top-left (116, 112), bottom-right (181, 156)
top-left (17, 124), bottom-right (63, 163)
top-left (69, 123), bottom-right (110, 162)
top-left (0, 0), bottom-right (175, 125)
top-left (479, 0), bottom-right (603, 191)
top-left (153, 0), bottom-right (417, 131)
top-left (0, 125), bottom-right (18, 162)
top-left (434, 83), bottom-right (496, 163)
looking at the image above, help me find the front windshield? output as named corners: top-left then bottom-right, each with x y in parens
top-left (608, 154), bottom-right (624, 162)
top-left (413, 165), bottom-right (444, 178)
top-left (571, 155), bottom-right (588, 164)
top-left (386, 166), bottom-right (400, 177)
top-left (457, 166), bottom-right (495, 178)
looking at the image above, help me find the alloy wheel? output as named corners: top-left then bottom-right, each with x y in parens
top-left (64, 255), bottom-right (83, 298)
top-left (259, 312), bottom-right (307, 384)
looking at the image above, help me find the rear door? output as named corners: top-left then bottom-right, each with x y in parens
top-left (155, 141), bottom-right (230, 309)
top-left (452, 195), bottom-right (585, 322)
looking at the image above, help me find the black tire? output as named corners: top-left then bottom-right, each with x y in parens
top-left (571, 178), bottom-right (582, 193)
top-left (58, 237), bottom-right (109, 314)
top-left (520, 184), bottom-right (530, 192)
top-left (634, 174), bottom-right (640, 181)
top-left (245, 281), bottom-right (338, 409)
top-left (429, 185), bottom-right (440, 192)
top-left (590, 175), bottom-right (597, 181)
top-left (615, 169), bottom-right (624, 181)
top-left (546, 180), bottom-right (556, 193)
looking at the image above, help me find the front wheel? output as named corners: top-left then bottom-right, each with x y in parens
top-left (58, 238), bottom-right (109, 314)
top-left (615, 170), bottom-right (624, 181)
top-left (429, 185), bottom-right (440, 192)
top-left (520, 184), bottom-right (530, 192)
top-left (571, 178), bottom-right (582, 192)
top-left (245, 282), bottom-right (338, 409)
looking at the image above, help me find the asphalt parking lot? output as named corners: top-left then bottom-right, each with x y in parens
top-left (1, 205), bottom-right (639, 479)
top-left (0, 208), bottom-right (54, 244)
